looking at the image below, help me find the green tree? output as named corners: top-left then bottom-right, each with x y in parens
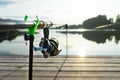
top-left (109, 18), bottom-right (114, 23)
top-left (82, 15), bottom-right (111, 29)
top-left (115, 14), bottom-right (120, 23)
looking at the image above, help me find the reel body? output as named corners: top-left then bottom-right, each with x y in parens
top-left (34, 28), bottom-right (61, 58)
top-left (34, 37), bottom-right (61, 58)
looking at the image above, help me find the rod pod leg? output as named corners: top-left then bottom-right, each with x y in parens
top-left (24, 34), bottom-right (34, 80)
top-left (29, 35), bottom-right (34, 80)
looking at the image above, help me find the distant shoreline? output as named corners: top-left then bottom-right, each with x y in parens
top-left (0, 55), bottom-right (120, 58)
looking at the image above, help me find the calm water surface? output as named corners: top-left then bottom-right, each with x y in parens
top-left (0, 29), bottom-right (120, 57)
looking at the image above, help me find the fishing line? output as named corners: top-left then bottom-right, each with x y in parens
top-left (53, 24), bottom-right (68, 80)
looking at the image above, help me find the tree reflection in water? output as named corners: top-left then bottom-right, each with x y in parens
top-left (1, 29), bottom-right (120, 44)
top-left (0, 29), bottom-right (23, 43)
top-left (59, 29), bottom-right (120, 44)
top-left (82, 30), bottom-right (120, 44)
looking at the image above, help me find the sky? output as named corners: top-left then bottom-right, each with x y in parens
top-left (0, 0), bottom-right (120, 24)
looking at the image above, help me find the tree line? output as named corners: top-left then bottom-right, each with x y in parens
top-left (54, 14), bottom-right (120, 29)
top-left (83, 14), bottom-right (120, 29)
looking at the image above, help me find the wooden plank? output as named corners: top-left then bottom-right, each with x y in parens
top-left (1, 62), bottom-right (120, 67)
top-left (0, 56), bottom-right (120, 80)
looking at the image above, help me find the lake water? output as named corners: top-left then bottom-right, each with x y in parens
top-left (0, 29), bottom-right (120, 57)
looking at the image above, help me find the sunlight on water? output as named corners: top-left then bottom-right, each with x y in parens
top-left (68, 28), bottom-right (87, 32)
top-left (1, 29), bottom-right (120, 56)
top-left (78, 50), bottom-right (87, 57)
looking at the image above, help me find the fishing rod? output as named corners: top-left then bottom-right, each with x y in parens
top-left (0, 20), bottom-right (54, 29)
top-left (23, 15), bottom-right (64, 80)
top-left (23, 15), bottom-right (62, 57)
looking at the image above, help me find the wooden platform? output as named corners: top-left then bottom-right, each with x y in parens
top-left (0, 56), bottom-right (120, 80)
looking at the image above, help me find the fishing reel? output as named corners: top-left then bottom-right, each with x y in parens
top-left (34, 28), bottom-right (61, 58)
top-left (24, 18), bottom-right (61, 58)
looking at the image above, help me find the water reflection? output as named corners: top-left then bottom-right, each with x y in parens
top-left (58, 29), bottom-right (120, 44)
top-left (1, 29), bottom-right (120, 44)
top-left (77, 50), bottom-right (87, 57)
top-left (0, 29), bottom-right (120, 56)
top-left (83, 31), bottom-right (120, 44)
top-left (0, 29), bottom-right (23, 42)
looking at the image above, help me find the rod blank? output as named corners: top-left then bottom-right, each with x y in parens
top-left (0, 21), bottom-right (53, 29)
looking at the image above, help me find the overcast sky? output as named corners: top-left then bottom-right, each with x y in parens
top-left (0, 0), bottom-right (120, 24)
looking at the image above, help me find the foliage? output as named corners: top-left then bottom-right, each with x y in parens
top-left (82, 15), bottom-right (112, 29)
top-left (109, 18), bottom-right (114, 23)
top-left (115, 14), bottom-right (120, 23)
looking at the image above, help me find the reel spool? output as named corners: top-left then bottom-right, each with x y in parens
top-left (34, 26), bottom-right (61, 58)
top-left (37, 37), bottom-right (61, 58)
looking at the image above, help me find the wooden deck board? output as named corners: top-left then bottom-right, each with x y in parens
top-left (0, 56), bottom-right (120, 80)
